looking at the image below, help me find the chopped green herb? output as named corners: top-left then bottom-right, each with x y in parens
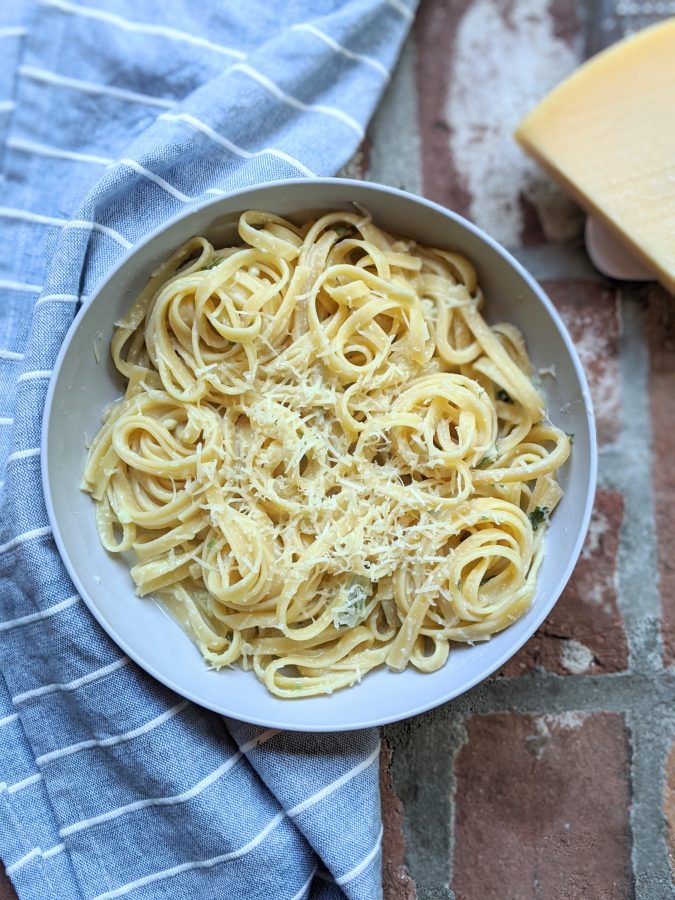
top-left (528, 506), bottom-right (551, 531)
top-left (566, 432), bottom-right (575, 445)
top-left (332, 576), bottom-right (372, 629)
top-left (202, 257), bottom-right (223, 270)
top-left (206, 539), bottom-right (217, 550)
top-left (334, 225), bottom-right (355, 239)
top-left (476, 445), bottom-right (498, 469)
top-left (496, 389), bottom-right (513, 403)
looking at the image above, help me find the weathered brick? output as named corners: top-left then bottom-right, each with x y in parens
top-left (0, 865), bottom-right (16, 900)
top-left (665, 741), bottom-right (675, 883)
top-left (338, 138), bottom-right (370, 181)
top-left (380, 743), bottom-right (417, 900)
top-left (644, 286), bottom-right (675, 667)
top-left (415, 0), bottom-right (583, 247)
top-left (544, 280), bottom-right (621, 447)
top-left (453, 712), bottom-right (633, 899)
top-left (414, 1), bottom-right (472, 216)
top-left (502, 489), bottom-right (628, 676)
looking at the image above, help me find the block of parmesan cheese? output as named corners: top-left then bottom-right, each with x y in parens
top-left (515, 19), bottom-right (675, 294)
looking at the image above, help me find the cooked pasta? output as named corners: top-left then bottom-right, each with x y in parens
top-left (82, 209), bottom-right (571, 697)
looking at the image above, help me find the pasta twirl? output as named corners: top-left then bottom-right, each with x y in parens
top-left (82, 209), bottom-right (571, 697)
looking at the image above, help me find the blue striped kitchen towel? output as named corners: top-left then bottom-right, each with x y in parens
top-left (0, 2), bottom-right (416, 898)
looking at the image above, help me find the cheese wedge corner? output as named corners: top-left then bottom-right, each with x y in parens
top-left (515, 18), bottom-right (675, 294)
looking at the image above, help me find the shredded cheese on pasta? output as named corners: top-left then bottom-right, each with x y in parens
top-left (82, 209), bottom-right (570, 697)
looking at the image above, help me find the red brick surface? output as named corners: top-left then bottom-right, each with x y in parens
top-left (415, 0), bottom-right (583, 248)
top-left (380, 745), bottom-right (417, 900)
top-left (3, 2), bottom-right (672, 896)
top-left (0, 865), bottom-right (16, 900)
top-left (452, 712), bottom-right (633, 899)
top-left (545, 281), bottom-right (622, 447)
top-left (384, 1), bottom-right (673, 894)
top-left (415, 0), bottom-right (472, 218)
top-left (645, 286), bottom-right (675, 667)
top-left (502, 490), bottom-right (628, 676)
top-left (339, 138), bottom-right (370, 181)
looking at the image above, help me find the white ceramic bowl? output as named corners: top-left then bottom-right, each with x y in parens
top-left (42, 178), bottom-right (597, 731)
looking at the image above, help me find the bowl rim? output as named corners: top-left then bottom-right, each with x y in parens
top-left (41, 176), bottom-right (598, 730)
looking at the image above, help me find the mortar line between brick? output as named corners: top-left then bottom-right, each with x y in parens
top-left (380, 41), bottom-right (668, 900)
top-left (624, 708), bottom-right (674, 899)
top-left (387, 716), bottom-right (464, 891)
top-left (445, 722), bottom-right (461, 894)
top-left (395, 672), bottom-right (675, 722)
top-left (372, 30), bottom-right (432, 896)
top-left (366, 36), bottom-right (422, 195)
top-left (387, 670), bottom-right (675, 895)
top-left (611, 289), bottom-right (663, 673)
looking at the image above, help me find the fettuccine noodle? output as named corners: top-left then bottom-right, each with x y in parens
top-left (82, 209), bottom-right (571, 697)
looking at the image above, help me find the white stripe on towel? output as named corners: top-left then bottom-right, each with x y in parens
top-left (19, 65), bottom-right (177, 110)
top-left (229, 63), bottom-right (365, 137)
top-left (386, 0), bottom-right (414, 21)
top-left (6, 772), bottom-right (43, 794)
top-left (0, 713), bottom-right (19, 727)
top-left (17, 369), bottom-right (52, 382)
top-left (91, 812), bottom-right (286, 899)
top-left (40, 0), bottom-right (246, 60)
top-left (291, 24), bottom-right (389, 79)
top-left (0, 526), bottom-right (52, 556)
top-left (0, 593), bottom-right (79, 633)
top-left (158, 112), bottom-right (316, 177)
top-left (287, 742), bottom-right (380, 817)
top-left (0, 207), bottom-right (69, 227)
top-left (6, 447), bottom-right (40, 463)
top-left (8, 137), bottom-right (113, 165)
top-left (238, 728), bottom-right (279, 753)
top-left (60, 751), bottom-right (243, 836)
top-left (37, 698), bottom-right (189, 765)
top-left (118, 159), bottom-right (199, 203)
top-left (6, 849), bottom-right (41, 875)
top-left (290, 866), bottom-right (317, 900)
top-left (0, 279), bottom-right (42, 293)
top-left (60, 726), bottom-right (278, 836)
top-left (0, 207), bottom-right (131, 248)
top-left (69, 219), bottom-right (132, 248)
top-left (35, 293), bottom-right (80, 306)
top-left (335, 824), bottom-right (384, 885)
top-left (6, 843), bottom-right (65, 875)
top-left (13, 657), bottom-right (130, 704)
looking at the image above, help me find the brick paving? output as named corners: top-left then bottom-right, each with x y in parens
top-left (2, 4), bottom-right (674, 900)
top-left (377, 2), bottom-right (675, 899)
top-left (381, 744), bottom-right (418, 900)
top-left (547, 281), bottom-right (622, 447)
top-left (501, 489), bottom-right (628, 678)
top-left (453, 712), bottom-right (632, 899)
top-left (645, 286), bottom-right (675, 669)
top-left (0, 868), bottom-right (12, 900)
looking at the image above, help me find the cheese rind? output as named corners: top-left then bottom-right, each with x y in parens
top-left (515, 19), bottom-right (675, 294)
